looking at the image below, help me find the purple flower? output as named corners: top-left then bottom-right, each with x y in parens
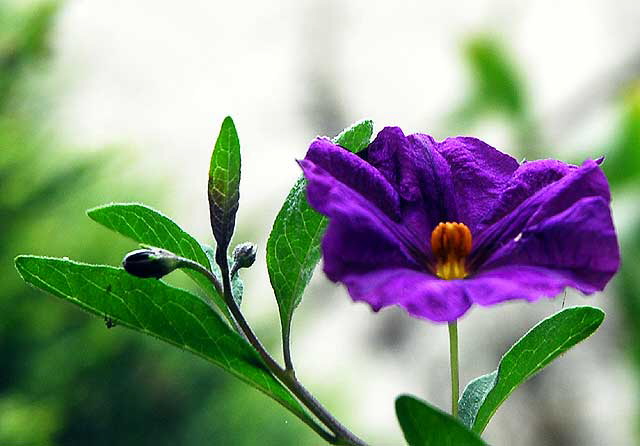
top-left (298, 127), bottom-right (620, 322)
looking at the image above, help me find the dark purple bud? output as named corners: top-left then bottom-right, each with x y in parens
top-left (231, 242), bottom-right (257, 276)
top-left (122, 248), bottom-right (180, 279)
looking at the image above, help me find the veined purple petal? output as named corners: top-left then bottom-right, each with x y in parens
top-left (471, 159), bottom-right (612, 269)
top-left (341, 268), bottom-right (472, 322)
top-left (477, 159), bottom-right (578, 232)
top-left (299, 159), bottom-right (424, 281)
top-left (465, 265), bottom-right (597, 306)
top-left (405, 133), bottom-right (459, 230)
top-left (478, 196), bottom-right (619, 292)
top-left (364, 128), bottom-right (458, 237)
top-left (304, 137), bottom-right (401, 219)
top-left (435, 136), bottom-right (519, 231)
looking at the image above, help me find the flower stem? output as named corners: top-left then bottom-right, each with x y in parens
top-left (188, 251), bottom-right (367, 446)
top-left (448, 321), bottom-right (459, 417)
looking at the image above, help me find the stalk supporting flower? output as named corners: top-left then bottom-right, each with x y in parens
top-left (448, 321), bottom-right (459, 417)
top-left (299, 126), bottom-right (620, 323)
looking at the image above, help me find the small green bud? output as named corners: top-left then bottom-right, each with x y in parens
top-left (122, 248), bottom-right (180, 279)
top-left (231, 242), bottom-right (257, 276)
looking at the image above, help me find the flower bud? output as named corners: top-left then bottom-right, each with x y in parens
top-left (231, 242), bottom-right (257, 275)
top-left (122, 248), bottom-right (180, 279)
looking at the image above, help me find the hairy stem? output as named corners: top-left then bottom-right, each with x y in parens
top-left (188, 251), bottom-right (367, 446)
top-left (448, 321), bottom-right (459, 417)
top-left (177, 257), bottom-right (247, 334)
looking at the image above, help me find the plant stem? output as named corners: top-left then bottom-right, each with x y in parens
top-left (448, 321), bottom-right (459, 417)
top-left (176, 257), bottom-right (247, 334)
top-left (207, 249), bottom-right (367, 446)
top-left (282, 327), bottom-right (295, 373)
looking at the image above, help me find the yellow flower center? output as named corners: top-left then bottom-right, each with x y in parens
top-left (430, 222), bottom-right (472, 280)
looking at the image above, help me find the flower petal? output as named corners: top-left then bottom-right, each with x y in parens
top-left (472, 160), bottom-right (613, 268)
top-left (299, 158), bottom-right (424, 281)
top-left (465, 265), bottom-right (597, 306)
top-left (467, 192), bottom-right (619, 305)
top-left (478, 196), bottom-right (619, 292)
top-left (435, 136), bottom-right (519, 231)
top-left (477, 159), bottom-right (578, 231)
top-left (320, 212), bottom-right (423, 282)
top-left (341, 268), bottom-right (472, 322)
top-left (364, 127), bottom-right (459, 236)
top-left (304, 137), bottom-right (401, 219)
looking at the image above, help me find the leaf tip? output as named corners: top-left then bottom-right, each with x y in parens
top-left (14, 255), bottom-right (43, 281)
top-left (567, 305), bottom-right (606, 326)
top-left (360, 118), bottom-right (374, 128)
top-left (222, 115), bottom-right (235, 127)
top-left (86, 204), bottom-right (103, 220)
top-left (333, 118), bottom-right (375, 153)
top-left (86, 202), bottom-right (124, 221)
top-left (14, 254), bottom-right (28, 270)
top-left (394, 394), bottom-right (412, 412)
top-left (217, 116), bottom-right (239, 143)
top-left (589, 305), bottom-right (606, 319)
top-left (589, 306), bottom-right (606, 328)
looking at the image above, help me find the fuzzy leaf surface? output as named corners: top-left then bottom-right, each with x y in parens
top-left (266, 120), bottom-right (374, 347)
top-left (14, 256), bottom-right (311, 424)
top-left (87, 203), bottom-right (232, 322)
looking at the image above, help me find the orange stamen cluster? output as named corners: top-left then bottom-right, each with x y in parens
top-left (430, 222), bottom-right (472, 280)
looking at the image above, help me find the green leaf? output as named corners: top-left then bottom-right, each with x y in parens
top-left (266, 120), bottom-right (373, 354)
top-left (333, 119), bottom-right (374, 153)
top-left (464, 35), bottom-right (526, 117)
top-left (457, 371), bottom-right (497, 429)
top-left (87, 203), bottom-right (232, 323)
top-left (459, 306), bottom-right (605, 434)
top-left (208, 116), bottom-right (241, 252)
top-left (14, 256), bottom-right (313, 427)
top-left (603, 88), bottom-right (640, 187)
top-left (396, 395), bottom-right (487, 446)
top-left (266, 177), bottom-right (326, 352)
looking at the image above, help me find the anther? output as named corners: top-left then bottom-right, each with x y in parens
top-left (430, 222), bottom-right (472, 280)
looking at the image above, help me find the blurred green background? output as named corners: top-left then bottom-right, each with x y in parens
top-left (0, 2), bottom-right (314, 445)
top-left (2, 1), bottom-right (640, 445)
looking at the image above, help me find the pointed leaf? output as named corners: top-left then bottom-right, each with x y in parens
top-left (208, 116), bottom-right (241, 252)
top-left (14, 256), bottom-right (313, 426)
top-left (87, 203), bottom-right (232, 323)
top-left (333, 119), bottom-right (374, 154)
top-left (396, 395), bottom-right (486, 446)
top-left (459, 306), bottom-right (605, 433)
top-left (465, 35), bottom-right (526, 116)
top-left (266, 120), bottom-right (373, 350)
